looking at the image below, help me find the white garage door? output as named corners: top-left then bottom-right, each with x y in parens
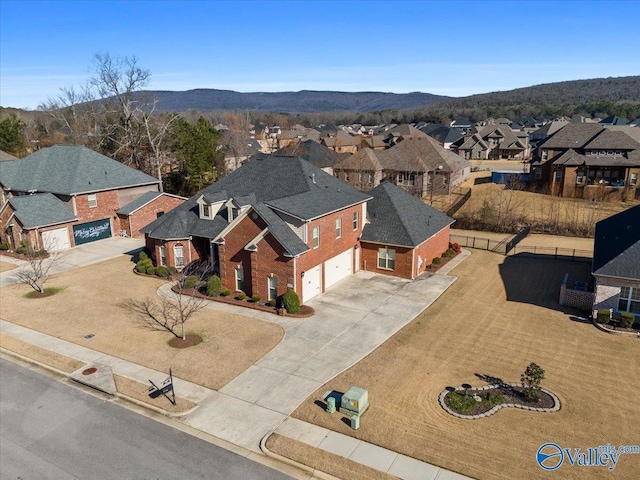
top-left (42, 227), bottom-right (71, 251)
top-left (324, 249), bottom-right (352, 289)
top-left (302, 265), bottom-right (321, 303)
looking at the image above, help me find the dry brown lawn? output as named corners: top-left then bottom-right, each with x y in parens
top-left (0, 332), bottom-right (85, 373)
top-left (456, 181), bottom-right (635, 233)
top-left (0, 256), bottom-right (283, 390)
top-left (292, 250), bottom-right (640, 480)
top-left (0, 260), bottom-right (17, 272)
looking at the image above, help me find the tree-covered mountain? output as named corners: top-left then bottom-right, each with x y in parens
top-left (133, 76), bottom-right (639, 115)
top-left (135, 89), bottom-right (449, 113)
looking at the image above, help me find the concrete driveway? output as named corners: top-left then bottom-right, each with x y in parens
top-left (182, 251), bottom-right (468, 449)
top-left (0, 237), bottom-right (144, 287)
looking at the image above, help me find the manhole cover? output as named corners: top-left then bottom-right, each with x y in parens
top-left (82, 367), bottom-right (98, 376)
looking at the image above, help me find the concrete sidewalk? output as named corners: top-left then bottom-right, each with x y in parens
top-left (0, 249), bottom-right (473, 480)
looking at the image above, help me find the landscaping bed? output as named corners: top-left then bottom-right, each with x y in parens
top-left (442, 384), bottom-right (556, 417)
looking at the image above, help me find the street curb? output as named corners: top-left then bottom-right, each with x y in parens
top-left (260, 431), bottom-right (340, 480)
top-left (0, 346), bottom-right (199, 417)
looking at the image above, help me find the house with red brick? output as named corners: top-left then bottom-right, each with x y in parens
top-left (360, 182), bottom-right (454, 279)
top-left (142, 155), bottom-right (455, 303)
top-left (0, 145), bottom-right (179, 251)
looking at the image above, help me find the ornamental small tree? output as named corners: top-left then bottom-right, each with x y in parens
top-left (521, 362), bottom-right (545, 402)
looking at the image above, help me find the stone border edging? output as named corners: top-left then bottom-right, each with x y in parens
top-left (438, 383), bottom-right (561, 419)
top-left (591, 317), bottom-right (640, 338)
top-left (260, 431), bottom-right (339, 480)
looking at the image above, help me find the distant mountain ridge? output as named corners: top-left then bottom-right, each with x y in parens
top-left (133, 76), bottom-right (639, 114)
top-left (135, 89), bottom-right (449, 113)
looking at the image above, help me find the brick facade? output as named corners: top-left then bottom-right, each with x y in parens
top-left (119, 194), bottom-right (185, 237)
top-left (360, 227), bottom-right (451, 280)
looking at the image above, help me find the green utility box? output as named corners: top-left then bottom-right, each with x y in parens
top-left (339, 386), bottom-right (369, 416)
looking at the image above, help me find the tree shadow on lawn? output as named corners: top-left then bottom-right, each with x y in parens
top-left (498, 254), bottom-right (591, 313)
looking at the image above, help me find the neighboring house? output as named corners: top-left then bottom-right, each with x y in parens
top-left (142, 156), bottom-right (371, 303)
top-left (362, 135), bottom-right (388, 151)
top-left (360, 182), bottom-right (454, 279)
top-left (0, 145), bottom-right (163, 250)
top-left (334, 137), bottom-right (471, 197)
top-left (321, 130), bottom-right (361, 154)
top-left (599, 115), bottom-right (629, 126)
top-left (273, 140), bottom-right (343, 175)
top-left (423, 125), bottom-right (464, 150)
top-left (531, 124), bottom-right (640, 200)
top-left (592, 205), bottom-right (640, 321)
top-left (116, 191), bottom-right (186, 238)
top-left (455, 125), bottom-right (530, 160)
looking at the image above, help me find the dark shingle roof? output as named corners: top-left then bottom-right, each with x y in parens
top-left (0, 145), bottom-right (159, 194)
top-left (274, 140), bottom-right (341, 168)
top-left (142, 156), bottom-right (370, 245)
top-left (361, 182), bottom-right (454, 247)
top-left (252, 202), bottom-right (309, 257)
top-left (117, 191), bottom-right (162, 215)
top-left (593, 205), bottom-right (640, 280)
top-left (8, 193), bottom-right (76, 229)
top-left (539, 124), bottom-right (604, 150)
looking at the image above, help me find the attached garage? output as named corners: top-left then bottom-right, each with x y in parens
top-left (42, 227), bottom-right (71, 251)
top-left (302, 264), bottom-right (321, 303)
top-left (73, 218), bottom-right (112, 245)
top-left (324, 249), bottom-right (353, 289)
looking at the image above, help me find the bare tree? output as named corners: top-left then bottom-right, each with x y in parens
top-left (15, 243), bottom-right (65, 294)
top-left (125, 277), bottom-right (206, 340)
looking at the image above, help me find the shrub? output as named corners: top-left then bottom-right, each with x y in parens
top-left (443, 248), bottom-right (456, 258)
top-left (138, 250), bottom-right (148, 261)
top-left (432, 256), bottom-right (442, 265)
top-left (449, 242), bottom-right (461, 253)
top-left (282, 289), bottom-right (300, 314)
top-left (183, 275), bottom-right (199, 289)
top-left (0, 243), bottom-right (9, 250)
top-left (596, 309), bottom-right (611, 324)
top-left (620, 311), bottom-right (635, 329)
top-left (206, 275), bottom-right (223, 297)
top-left (236, 292), bottom-right (247, 301)
top-left (169, 266), bottom-right (178, 274)
top-left (146, 266), bottom-right (157, 276)
top-left (268, 299), bottom-right (276, 307)
top-left (251, 294), bottom-right (261, 303)
top-left (521, 362), bottom-right (545, 402)
top-left (16, 246), bottom-right (28, 255)
top-left (220, 288), bottom-right (231, 297)
top-left (136, 258), bottom-right (153, 274)
top-left (155, 266), bottom-right (170, 278)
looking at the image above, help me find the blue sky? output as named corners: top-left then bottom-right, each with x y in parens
top-left (1, 0), bottom-right (639, 109)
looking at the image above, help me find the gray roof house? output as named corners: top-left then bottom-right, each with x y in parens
top-left (0, 145), bottom-right (162, 250)
top-left (592, 205), bottom-right (640, 320)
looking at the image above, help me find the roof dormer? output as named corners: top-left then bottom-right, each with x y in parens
top-left (196, 193), bottom-right (226, 220)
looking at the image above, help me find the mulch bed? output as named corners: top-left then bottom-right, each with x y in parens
top-left (425, 251), bottom-right (460, 273)
top-left (0, 251), bottom-right (50, 260)
top-left (167, 333), bottom-right (202, 349)
top-left (445, 385), bottom-right (554, 416)
top-left (23, 288), bottom-right (62, 299)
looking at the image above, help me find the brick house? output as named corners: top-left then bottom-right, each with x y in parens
top-left (334, 137), bottom-right (471, 197)
top-left (359, 182), bottom-right (454, 279)
top-left (116, 191), bottom-right (186, 237)
top-left (530, 124), bottom-right (640, 200)
top-left (142, 156), bottom-right (455, 303)
top-left (0, 145), bottom-right (163, 250)
top-left (591, 205), bottom-right (640, 321)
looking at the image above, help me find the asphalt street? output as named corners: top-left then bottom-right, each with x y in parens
top-left (0, 357), bottom-right (293, 480)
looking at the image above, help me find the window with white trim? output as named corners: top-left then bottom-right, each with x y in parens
top-left (312, 226), bottom-right (319, 249)
top-left (159, 245), bottom-right (166, 266)
top-left (335, 218), bottom-right (341, 238)
top-left (377, 247), bottom-right (395, 270)
top-left (353, 211), bottom-right (358, 230)
top-left (618, 286), bottom-right (640, 314)
top-left (236, 267), bottom-right (244, 291)
top-left (88, 194), bottom-right (97, 208)
top-left (631, 173), bottom-right (638, 186)
top-left (268, 276), bottom-right (277, 301)
top-left (174, 245), bottom-right (184, 268)
top-left (202, 204), bottom-right (211, 218)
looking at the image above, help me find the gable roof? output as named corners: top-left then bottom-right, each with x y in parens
top-left (361, 181), bottom-right (454, 247)
top-left (7, 193), bottom-right (77, 229)
top-left (273, 140), bottom-right (341, 168)
top-left (334, 148), bottom-right (383, 171)
top-left (584, 129), bottom-right (640, 150)
top-left (0, 145), bottom-right (159, 195)
top-left (378, 136), bottom-right (471, 173)
top-left (539, 124), bottom-right (604, 150)
top-left (142, 156), bottom-right (370, 246)
top-left (593, 205), bottom-right (640, 280)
